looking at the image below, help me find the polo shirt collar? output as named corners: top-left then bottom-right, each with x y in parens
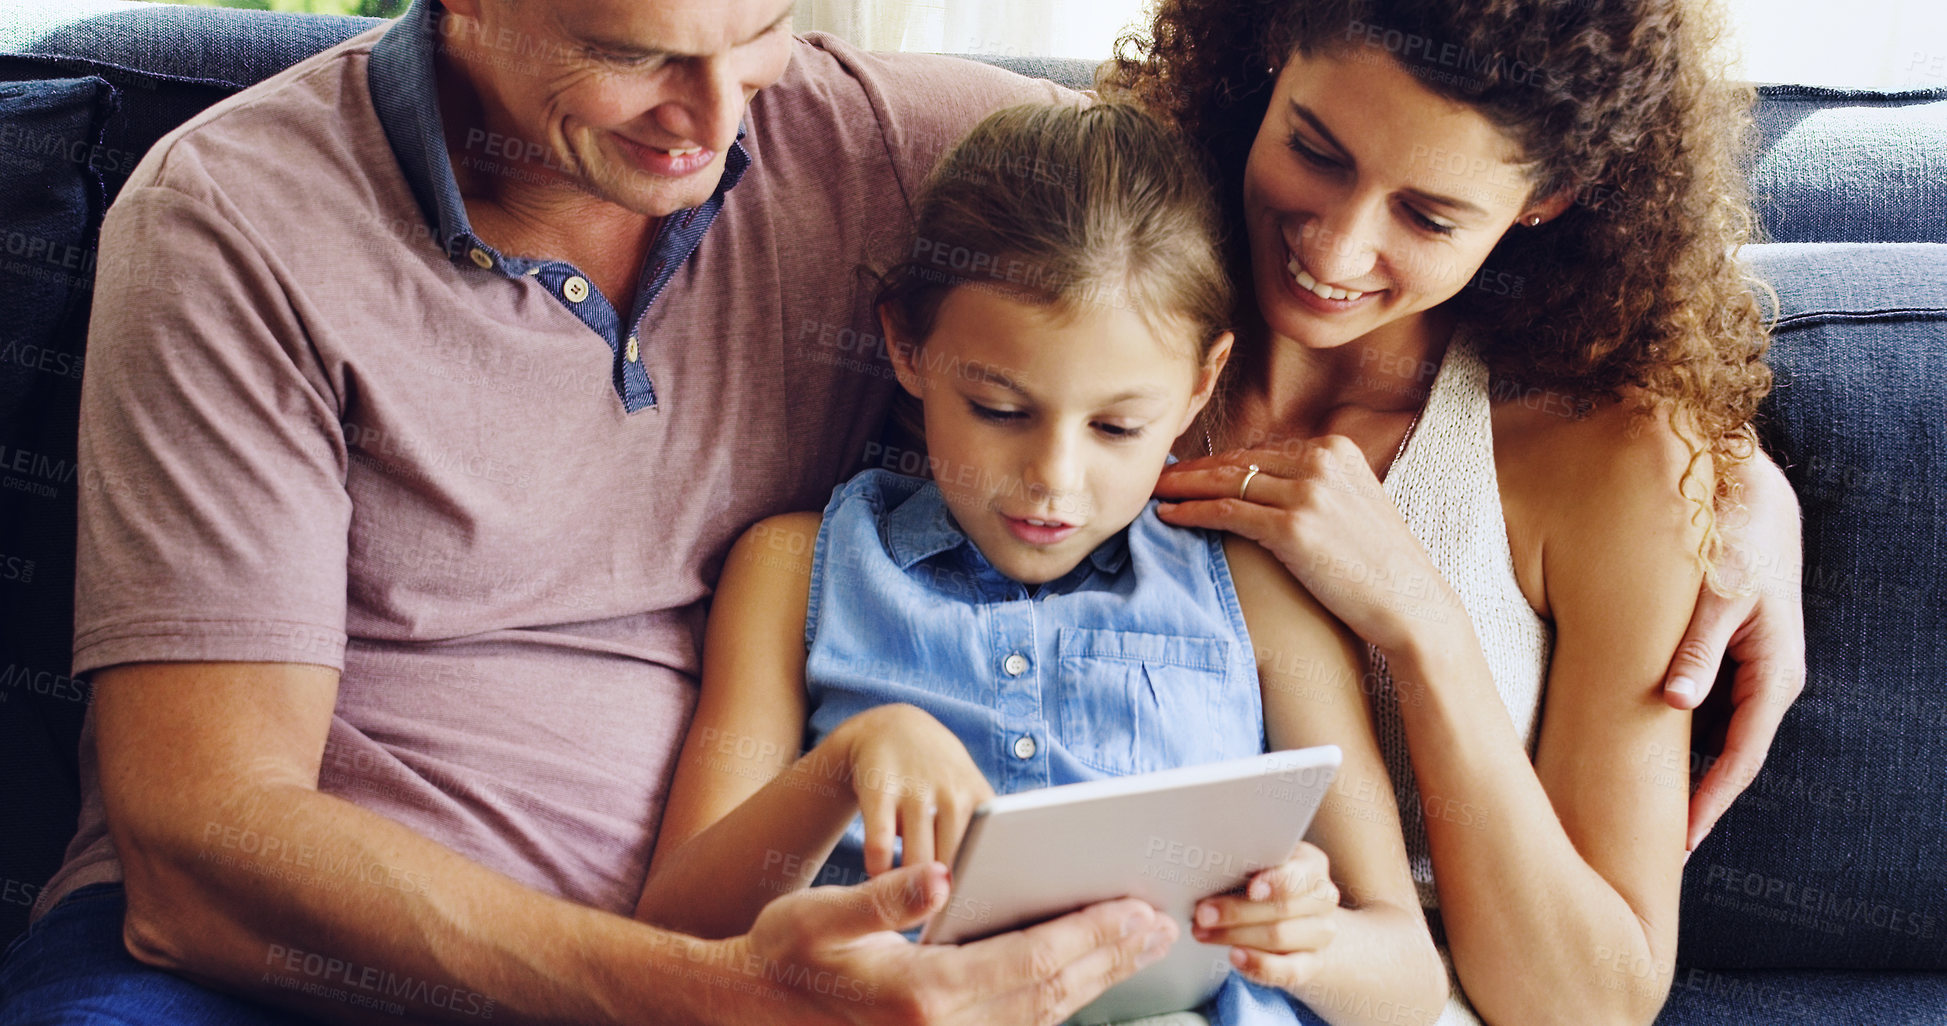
top-left (368, 0), bottom-right (475, 261)
top-left (366, 0), bottom-right (753, 270)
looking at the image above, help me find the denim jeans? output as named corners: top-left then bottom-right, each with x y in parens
top-left (0, 884), bottom-right (307, 1025)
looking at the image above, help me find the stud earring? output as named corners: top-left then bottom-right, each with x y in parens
top-left (1527, 215), bottom-right (1543, 227)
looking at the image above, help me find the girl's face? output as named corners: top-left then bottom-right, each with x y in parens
top-left (1242, 48), bottom-right (1557, 353)
top-left (889, 286), bottom-right (1229, 586)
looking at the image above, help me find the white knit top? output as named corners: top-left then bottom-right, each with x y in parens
top-left (1371, 336), bottom-right (1553, 1026)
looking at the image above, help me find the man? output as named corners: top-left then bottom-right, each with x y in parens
top-left (2, 0), bottom-right (1179, 1021)
top-left (0, 0), bottom-right (1801, 1022)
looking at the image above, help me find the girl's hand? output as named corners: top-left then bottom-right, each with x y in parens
top-left (838, 704), bottom-right (996, 877)
top-left (1190, 842), bottom-right (1340, 991)
top-left (1156, 441), bottom-right (1466, 655)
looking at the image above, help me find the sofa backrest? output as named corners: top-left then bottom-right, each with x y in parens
top-left (1752, 86), bottom-right (1947, 244)
top-left (0, 0), bottom-right (376, 85)
top-left (1677, 243), bottom-right (1947, 971)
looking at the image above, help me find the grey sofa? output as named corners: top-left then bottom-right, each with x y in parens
top-left (0, 1), bottom-right (1942, 1023)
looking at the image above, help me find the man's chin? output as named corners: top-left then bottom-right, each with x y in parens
top-left (569, 179), bottom-right (710, 221)
top-left (584, 146), bottom-right (725, 217)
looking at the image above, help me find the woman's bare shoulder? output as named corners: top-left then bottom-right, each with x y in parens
top-left (1495, 390), bottom-right (1706, 516)
top-left (1494, 392), bottom-right (1711, 613)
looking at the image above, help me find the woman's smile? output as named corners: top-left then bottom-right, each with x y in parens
top-left (1283, 243), bottom-right (1383, 315)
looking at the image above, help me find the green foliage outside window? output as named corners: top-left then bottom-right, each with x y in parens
top-left (137, 0), bottom-right (410, 18)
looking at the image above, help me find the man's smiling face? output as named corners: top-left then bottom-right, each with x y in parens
top-left (441, 0), bottom-right (796, 217)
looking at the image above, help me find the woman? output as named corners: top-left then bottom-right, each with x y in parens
top-left (1105, 0), bottom-right (1782, 1021)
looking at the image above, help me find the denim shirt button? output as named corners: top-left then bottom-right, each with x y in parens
top-left (1003, 653), bottom-right (1029, 677)
top-left (1012, 735), bottom-right (1037, 760)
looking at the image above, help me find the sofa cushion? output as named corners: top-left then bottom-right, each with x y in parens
top-left (0, 72), bottom-right (113, 955)
top-left (1752, 86), bottom-right (1947, 245)
top-left (1678, 243), bottom-right (1947, 971)
top-left (0, 0), bottom-right (376, 89)
top-left (1654, 968), bottom-right (1947, 1026)
top-left (0, 76), bottom-right (109, 402)
top-left (0, 0), bottom-right (376, 206)
top-left (0, 54), bottom-right (232, 203)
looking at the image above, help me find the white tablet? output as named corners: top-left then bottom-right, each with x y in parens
top-left (918, 746), bottom-right (1342, 1025)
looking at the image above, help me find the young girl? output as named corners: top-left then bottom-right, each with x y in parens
top-left (636, 103), bottom-right (1446, 1026)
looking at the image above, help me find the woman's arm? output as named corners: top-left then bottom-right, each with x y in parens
top-left (1156, 405), bottom-right (1700, 1025)
top-left (1205, 538), bottom-right (1448, 1026)
top-left (1374, 402), bottom-right (1699, 1026)
top-left (636, 512), bottom-right (864, 938)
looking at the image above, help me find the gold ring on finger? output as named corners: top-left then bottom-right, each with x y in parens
top-left (1238, 464), bottom-right (1262, 502)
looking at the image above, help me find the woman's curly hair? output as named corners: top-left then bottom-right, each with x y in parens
top-left (1102, 0), bottom-right (1774, 581)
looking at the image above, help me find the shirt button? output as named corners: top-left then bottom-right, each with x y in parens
top-left (1013, 735), bottom-right (1037, 760)
top-left (625, 335), bottom-right (641, 363)
top-left (467, 247), bottom-right (493, 270)
top-left (1003, 653), bottom-right (1029, 677)
top-left (563, 276), bottom-right (591, 303)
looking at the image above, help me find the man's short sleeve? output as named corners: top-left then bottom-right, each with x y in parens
top-left (74, 183), bottom-right (352, 675)
top-left (801, 36), bottom-right (1085, 219)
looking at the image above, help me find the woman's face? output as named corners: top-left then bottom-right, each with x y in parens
top-left (1242, 47), bottom-right (1546, 353)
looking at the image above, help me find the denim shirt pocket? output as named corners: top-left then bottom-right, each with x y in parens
top-left (1053, 627), bottom-right (1238, 775)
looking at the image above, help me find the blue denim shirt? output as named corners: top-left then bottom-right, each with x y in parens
top-left (804, 470), bottom-right (1319, 1025)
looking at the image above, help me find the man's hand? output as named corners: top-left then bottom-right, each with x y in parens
top-left (1660, 452), bottom-right (1807, 850)
top-left (734, 861), bottom-right (1178, 1025)
top-left (840, 704), bottom-right (995, 876)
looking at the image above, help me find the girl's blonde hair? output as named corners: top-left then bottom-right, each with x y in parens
top-left (877, 102), bottom-right (1233, 365)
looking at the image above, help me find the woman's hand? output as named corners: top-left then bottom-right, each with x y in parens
top-left (1190, 842), bottom-right (1340, 991)
top-left (837, 704), bottom-right (996, 877)
top-left (1156, 441), bottom-right (1466, 656)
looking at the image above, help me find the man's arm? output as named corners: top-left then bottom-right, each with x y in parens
top-left (810, 39), bottom-right (1083, 220)
top-left (98, 660), bottom-right (1177, 1026)
top-left (101, 660), bottom-right (719, 1026)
